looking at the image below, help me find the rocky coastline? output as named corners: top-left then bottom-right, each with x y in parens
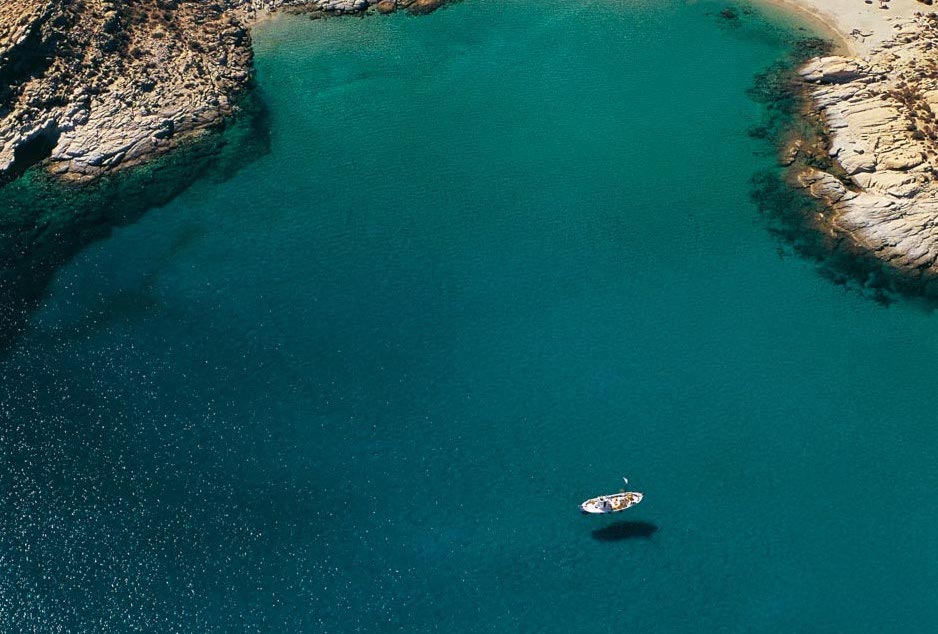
top-left (0, 0), bottom-right (447, 185)
top-left (5, 0), bottom-right (938, 290)
top-left (0, 0), bottom-right (448, 346)
top-left (787, 12), bottom-right (938, 286)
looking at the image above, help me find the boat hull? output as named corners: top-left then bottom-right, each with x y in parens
top-left (580, 491), bottom-right (643, 514)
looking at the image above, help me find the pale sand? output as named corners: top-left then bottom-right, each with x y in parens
top-left (757, 0), bottom-right (925, 55)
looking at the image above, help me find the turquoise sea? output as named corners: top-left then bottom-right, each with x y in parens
top-left (3, 1), bottom-right (938, 631)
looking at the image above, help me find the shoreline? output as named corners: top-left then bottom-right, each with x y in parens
top-left (0, 0), bottom-right (448, 185)
top-left (755, 0), bottom-right (924, 55)
top-left (755, 0), bottom-right (853, 54)
top-left (798, 6), bottom-right (938, 283)
top-left (745, 0), bottom-right (938, 290)
top-left (757, 0), bottom-right (916, 56)
top-left (3, 0), bottom-right (938, 288)
top-left (0, 0), bottom-right (852, 187)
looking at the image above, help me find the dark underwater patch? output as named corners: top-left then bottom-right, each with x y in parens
top-left (0, 90), bottom-right (271, 350)
top-left (749, 168), bottom-right (938, 308)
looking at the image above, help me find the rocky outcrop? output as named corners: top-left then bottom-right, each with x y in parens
top-left (794, 14), bottom-right (938, 274)
top-left (0, 0), bottom-right (448, 184)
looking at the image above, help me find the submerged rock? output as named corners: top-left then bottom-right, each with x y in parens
top-left (404, 0), bottom-right (446, 15)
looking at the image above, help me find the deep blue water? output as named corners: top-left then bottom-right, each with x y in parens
top-left (3, 1), bottom-right (938, 631)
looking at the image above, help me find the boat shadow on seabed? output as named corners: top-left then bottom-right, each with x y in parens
top-left (591, 521), bottom-right (658, 542)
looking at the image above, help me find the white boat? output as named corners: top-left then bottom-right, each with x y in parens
top-left (580, 478), bottom-right (643, 514)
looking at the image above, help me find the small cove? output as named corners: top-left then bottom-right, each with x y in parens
top-left (2, 1), bottom-right (937, 631)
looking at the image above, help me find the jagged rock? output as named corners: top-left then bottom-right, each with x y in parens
top-left (799, 56), bottom-right (869, 83)
top-left (799, 168), bottom-right (856, 204)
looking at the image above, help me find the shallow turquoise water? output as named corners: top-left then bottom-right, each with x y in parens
top-left (3, 1), bottom-right (938, 631)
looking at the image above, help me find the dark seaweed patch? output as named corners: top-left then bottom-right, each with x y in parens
top-left (0, 90), bottom-right (271, 350)
top-left (750, 168), bottom-right (938, 308)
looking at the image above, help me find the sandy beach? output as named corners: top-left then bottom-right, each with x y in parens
top-left (761, 0), bottom-right (925, 54)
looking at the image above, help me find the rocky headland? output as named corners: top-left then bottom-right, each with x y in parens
top-left (0, 0), bottom-right (447, 346)
top-left (790, 10), bottom-right (938, 282)
top-left (748, 0), bottom-right (938, 290)
top-left (0, 0), bottom-right (447, 185)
